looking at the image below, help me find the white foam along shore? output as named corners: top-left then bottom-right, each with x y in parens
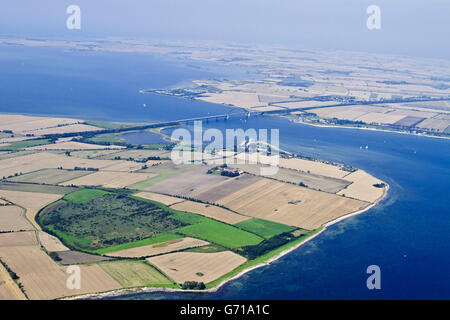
top-left (64, 182), bottom-right (389, 300)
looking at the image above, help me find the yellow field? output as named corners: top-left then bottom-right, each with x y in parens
top-left (0, 190), bottom-right (62, 230)
top-left (147, 251), bottom-right (247, 284)
top-left (0, 205), bottom-right (33, 232)
top-left (61, 171), bottom-right (156, 188)
top-left (170, 201), bottom-right (250, 224)
top-left (337, 170), bottom-right (386, 203)
top-left (106, 237), bottom-right (209, 258)
top-left (0, 262), bottom-right (26, 300)
top-left (134, 192), bottom-right (184, 206)
top-left (0, 246), bottom-right (121, 299)
top-left (38, 231), bottom-right (69, 252)
top-left (216, 178), bottom-right (368, 230)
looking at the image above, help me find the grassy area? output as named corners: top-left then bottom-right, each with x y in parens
top-left (173, 220), bottom-right (263, 249)
top-left (235, 218), bottom-right (296, 239)
top-left (63, 188), bottom-right (110, 204)
top-left (98, 260), bottom-right (176, 288)
top-left (93, 233), bottom-right (183, 255)
top-left (39, 192), bottom-right (187, 251)
top-left (186, 244), bottom-right (227, 253)
top-left (0, 150), bottom-right (35, 160)
top-left (0, 139), bottom-right (52, 151)
top-left (206, 227), bottom-right (322, 288)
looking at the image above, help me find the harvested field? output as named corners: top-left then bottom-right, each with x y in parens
top-left (100, 160), bottom-right (146, 172)
top-left (99, 260), bottom-right (173, 288)
top-left (0, 190), bottom-right (62, 230)
top-left (61, 171), bottom-right (157, 188)
top-left (337, 170), bottom-right (386, 203)
top-left (0, 231), bottom-right (37, 246)
top-left (0, 181), bottom-right (77, 194)
top-left (0, 205), bottom-right (33, 232)
top-left (38, 231), bottom-right (69, 252)
top-left (416, 118), bottom-right (450, 132)
top-left (7, 168), bottom-right (91, 185)
top-left (147, 251), bottom-right (247, 284)
top-left (70, 149), bottom-right (123, 159)
top-left (230, 163), bottom-right (351, 193)
top-left (26, 141), bottom-right (124, 151)
top-left (27, 123), bottom-right (101, 136)
top-left (0, 246), bottom-right (121, 299)
top-left (0, 114), bottom-right (83, 134)
top-left (279, 158), bottom-right (349, 179)
top-left (52, 250), bottom-right (113, 265)
top-left (170, 201), bottom-right (250, 224)
top-left (134, 192), bottom-right (184, 206)
top-left (193, 174), bottom-right (262, 203)
top-left (0, 262), bottom-right (26, 300)
top-left (355, 112), bottom-right (406, 125)
top-left (0, 151), bottom-right (34, 160)
top-left (216, 178), bottom-right (368, 230)
top-left (105, 237), bottom-right (209, 258)
top-left (393, 116), bottom-right (426, 127)
top-left (144, 166), bottom-right (228, 197)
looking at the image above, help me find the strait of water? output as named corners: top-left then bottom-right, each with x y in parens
top-left (1, 45), bottom-right (449, 299)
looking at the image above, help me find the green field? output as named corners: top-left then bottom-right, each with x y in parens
top-left (63, 188), bottom-right (110, 203)
top-left (98, 260), bottom-right (175, 288)
top-left (39, 191), bottom-right (187, 251)
top-left (0, 139), bottom-right (52, 151)
top-left (173, 220), bottom-right (263, 249)
top-left (235, 218), bottom-right (296, 239)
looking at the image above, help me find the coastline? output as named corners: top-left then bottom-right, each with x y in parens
top-left (64, 182), bottom-right (390, 300)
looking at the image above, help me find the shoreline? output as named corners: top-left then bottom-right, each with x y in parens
top-left (65, 183), bottom-right (390, 300)
top-left (287, 117), bottom-right (450, 141)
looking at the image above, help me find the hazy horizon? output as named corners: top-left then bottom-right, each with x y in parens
top-left (0, 0), bottom-right (449, 60)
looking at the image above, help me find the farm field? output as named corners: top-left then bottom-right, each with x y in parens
top-left (230, 163), bottom-right (351, 193)
top-left (61, 171), bottom-right (157, 188)
top-left (147, 251), bottom-right (247, 284)
top-left (134, 191), bottom-right (184, 206)
top-left (105, 237), bottom-right (209, 258)
top-left (0, 205), bottom-right (33, 232)
top-left (337, 170), bottom-right (386, 202)
top-left (278, 158), bottom-right (349, 179)
top-left (37, 231), bottom-right (69, 252)
top-left (7, 168), bottom-right (91, 185)
top-left (170, 200), bottom-right (250, 225)
top-left (216, 178), bottom-right (368, 230)
top-left (99, 260), bottom-right (173, 288)
top-left (0, 181), bottom-right (76, 194)
top-left (0, 231), bottom-right (37, 246)
top-left (235, 218), bottom-right (296, 239)
top-left (173, 219), bottom-right (263, 249)
top-left (0, 246), bottom-right (121, 299)
top-left (193, 174), bottom-right (262, 203)
top-left (0, 190), bottom-right (63, 230)
top-left (26, 141), bottom-right (123, 151)
top-left (144, 166), bottom-right (227, 197)
top-left (51, 250), bottom-right (113, 265)
top-left (95, 149), bottom-right (171, 160)
top-left (0, 261), bottom-right (26, 300)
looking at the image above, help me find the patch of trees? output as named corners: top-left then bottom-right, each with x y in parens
top-left (237, 232), bottom-right (296, 260)
top-left (373, 183), bottom-right (386, 188)
top-left (181, 281), bottom-right (206, 290)
top-left (73, 166), bottom-right (99, 171)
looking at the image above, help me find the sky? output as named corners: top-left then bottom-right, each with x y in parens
top-left (0, 0), bottom-right (449, 59)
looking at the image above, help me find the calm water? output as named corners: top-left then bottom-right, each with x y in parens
top-left (1, 45), bottom-right (449, 299)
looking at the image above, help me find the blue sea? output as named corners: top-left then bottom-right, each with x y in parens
top-left (1, 45), bottom-right (449, 299)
